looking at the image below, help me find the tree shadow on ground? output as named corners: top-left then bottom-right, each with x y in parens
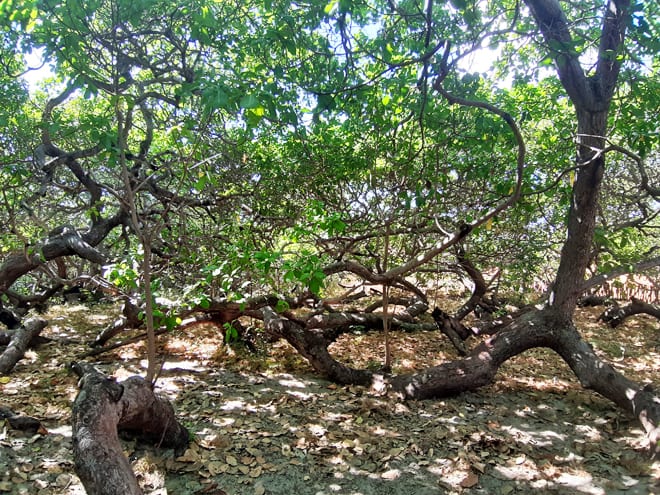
top-left (0, 303), bottom-right (659, 494)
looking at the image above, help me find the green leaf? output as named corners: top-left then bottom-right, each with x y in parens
top-left (275, 299), bottom-right (290, 312)
top-left (324, 0), bottom-right (337, 14)
top-left (240, 94), bottom-right (260, 109)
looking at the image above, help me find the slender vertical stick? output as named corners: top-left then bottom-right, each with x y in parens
top-left (383, 221), bottom-right (392, 371)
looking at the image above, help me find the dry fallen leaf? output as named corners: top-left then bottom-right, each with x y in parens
top-left (200, 433), bottom-right (231, 450)
top-left (207, 461), bottom-right (228, 475)
top-left (459, 471), bottom-right (479, 488)
top-left (177, 446), bottom-right (201, 463)
top-left (381, 469), bottom-right (400, 480)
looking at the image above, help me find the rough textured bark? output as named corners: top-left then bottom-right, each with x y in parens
top-left (431, 307), bottom-right (470, 356)
top-left (91, 295), bottom-right (274, 347)
top-left (453, 247), bottom-right (491, 320)
top-left (0, 328), bottom-right (49, 347)
top-left (0, 212), bottom-right (127, 297)
top-left (70, 362), bottom-right (189, 495)
top-left (260, 306), bottom-right (375, 386)
top-left (0, 318), bottom-right (48, 374)
top-left (599, 298), bottom-right (660, 327)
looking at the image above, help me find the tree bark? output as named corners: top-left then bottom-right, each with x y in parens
top-left (580, 256), bottom-right (660, 295)
top-left (578, 295), bottom-right (616, 307)
top-left (260, 306), bottom-right (375, 386)
top-left (524, 0), bottom-right (630, 317)
top-left (389, 308), bottom-right (660, 457)
top-left (0, 212), bottom-right (127, 297)
top-left (91, 297), bottom-right (142, 347)
top-left (5, 283), bottom-right (64, 312)
top-left (453, 246), bottom-right (490, 320)
top-left (242, 0), bottom-right (660, 460)
top-left (304, 303), bottom-right (429, 335)
top-left (0, 307), bottom-right (21, 330)
top-left (599, 298), bottom-right (660, 327)
top-left (0, 405), bottom-right (47, 435)
top-left (263, 303), bottom-right (660, 457)
top-left (0, 328), bottom-right (49, 347)
top-left (70, 362), bottom-right (189, 495)
top-left (0, 318), bottom-right (48, 374)
top-left (431, 307), bottom-right (470, 356)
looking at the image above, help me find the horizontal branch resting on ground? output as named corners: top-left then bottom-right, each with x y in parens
top-left (88, 292), bottom-right (433, 350)
top-left (599, 298), bottom-right (660, 328)
top-left (258, 303), bottom-right (660, 458)
top-left (0, 318), bottom-right (48, 374)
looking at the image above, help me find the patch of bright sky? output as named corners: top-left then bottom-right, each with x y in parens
top-left (21, 47), bottom-right (52, 91)
top-left (460, 46), bottom-right (501, 74)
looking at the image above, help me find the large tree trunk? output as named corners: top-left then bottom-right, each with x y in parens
top-left (70, 362), bottom-right (189, 495)
top-left (520, 0), bottom-right (660, 454)
top-left (549, 109), bottom-right (608, 315)
top-left (524, 0), bottom-right (629, 317)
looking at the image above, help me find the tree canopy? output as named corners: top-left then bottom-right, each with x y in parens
top-left (0, 0), bottom-right (656, 302)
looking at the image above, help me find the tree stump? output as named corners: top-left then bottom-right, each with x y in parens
top-left (70, 362), bottom-right (189, 495)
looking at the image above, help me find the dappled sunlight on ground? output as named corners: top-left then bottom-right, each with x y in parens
top-left (0, 302), bottom-right (658, 493)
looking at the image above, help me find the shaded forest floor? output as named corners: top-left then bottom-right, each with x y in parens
top-left (1, 301), bottom-right (660, 494)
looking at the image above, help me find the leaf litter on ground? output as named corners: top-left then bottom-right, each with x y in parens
top-left (0, 302), bottom-right (659, 494)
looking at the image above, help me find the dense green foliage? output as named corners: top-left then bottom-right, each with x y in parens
top-left (0, 0), bottom-right (657, 306)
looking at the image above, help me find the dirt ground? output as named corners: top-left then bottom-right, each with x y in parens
top-left (1, 302), bottom-right (659, 494)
